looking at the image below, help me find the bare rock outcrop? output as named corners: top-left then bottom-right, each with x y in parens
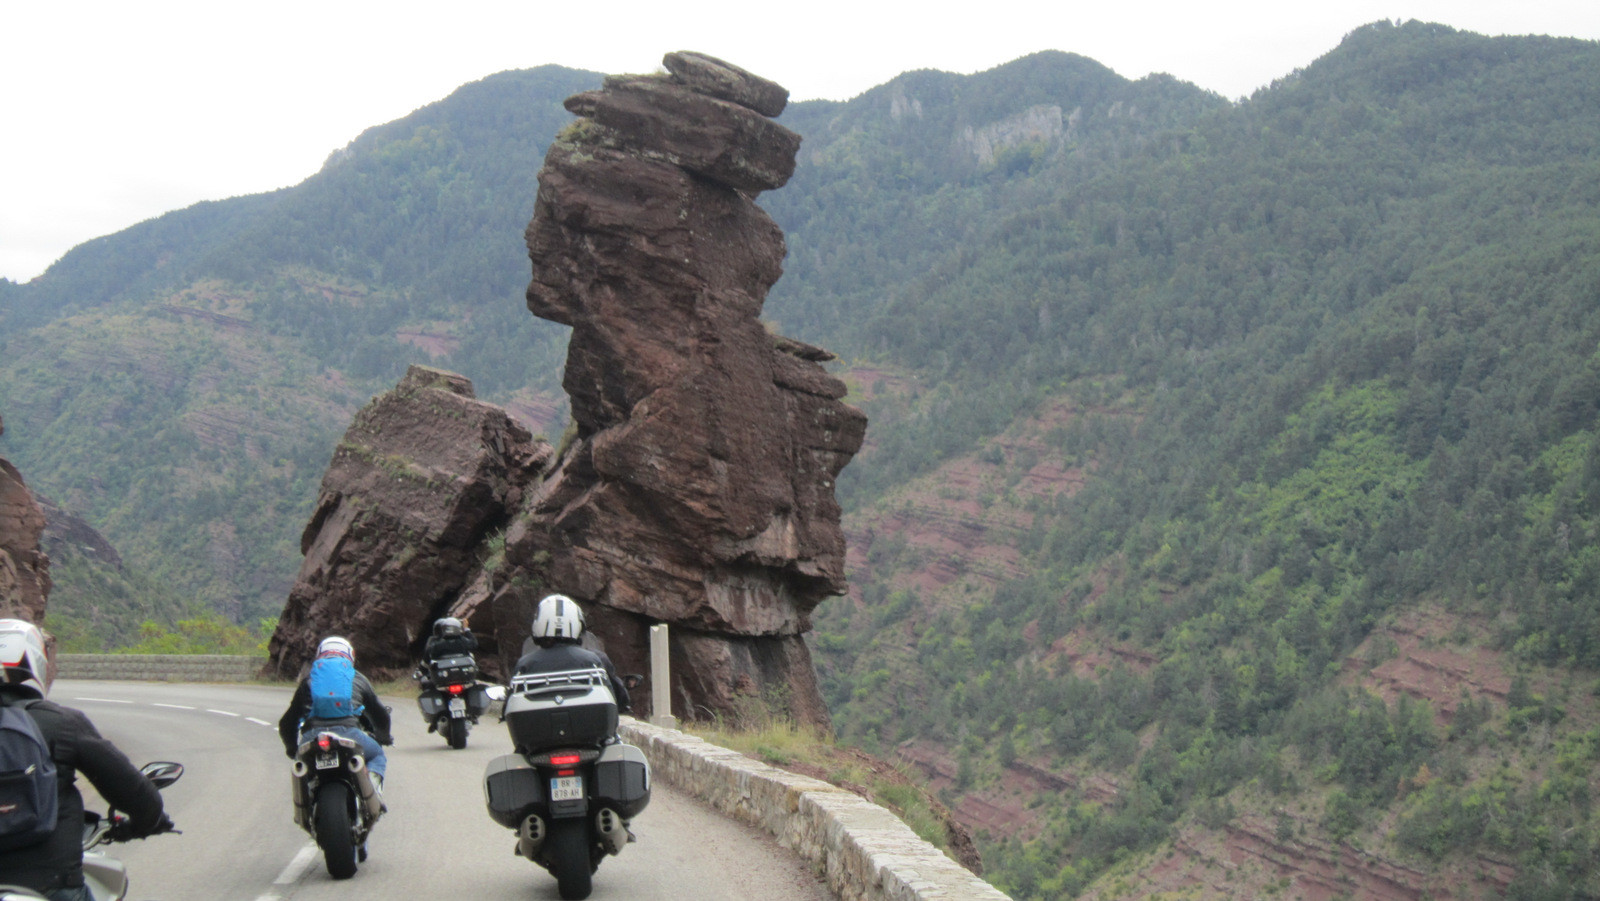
top-left (493, 51), bottom-right (865, 726)
top-left (0, 414), bottom-right (52, 623)
top-left (269, 55), bottom-right (863, 726)
top-left (266, 366), bottom-right (549, 679)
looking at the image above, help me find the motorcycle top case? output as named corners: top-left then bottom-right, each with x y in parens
top-left (429, 654), bottom-right (478, 685)
top-left (503, 668), bottom-right (618, 752)
top-left (593, 742), bottom-right (651, 819)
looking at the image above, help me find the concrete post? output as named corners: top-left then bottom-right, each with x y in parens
top-left (649, 624), bottom-right (677, 730)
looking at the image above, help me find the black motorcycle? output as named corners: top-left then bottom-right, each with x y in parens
top-left (483, 668), bottom-right (650, 901)
top-left (413, 653), bottom-right (491, 750)
top-left (290, 729), bottom-right (383, 879)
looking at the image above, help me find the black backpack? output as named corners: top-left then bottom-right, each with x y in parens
top-left (0, 695), bottom-right (59, 851)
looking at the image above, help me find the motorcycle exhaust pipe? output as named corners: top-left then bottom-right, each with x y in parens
top-left (291, 759), bottom-right (308, 778)
top-left (347, 761), bottom-right (385, 822)
top-left (596, 808), bottom-right (628, 856)
top-left (516, 813), bottom-right (546, 859)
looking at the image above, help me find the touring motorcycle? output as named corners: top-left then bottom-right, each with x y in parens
top-left (413, 652), bottom-right (492, 749)
top-left (0, 761), bottom-right (183, 901)
top-left (483, 668), bottom-right (650, 900)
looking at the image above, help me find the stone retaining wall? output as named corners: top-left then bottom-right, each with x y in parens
top-left (57, 654), bottom-right (262, 682)
top-left (620, 719), bottom-right (1012, 901)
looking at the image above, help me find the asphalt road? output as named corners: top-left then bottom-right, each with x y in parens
top-left (52, 680), bottom-right (835, 900)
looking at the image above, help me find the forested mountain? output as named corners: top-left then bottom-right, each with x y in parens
top-left (4, 21), bottom-right (1600, 898)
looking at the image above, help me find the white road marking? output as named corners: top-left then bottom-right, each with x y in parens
top-left (254, 841), bottom-right (319, 901)
top-left (207, 708), bottom-right (240, 717)
top-left (247, 716), bottom-right (273, 726)
top-left (153, 703), bottom-right (196, 710)
top-left (71, 697), bottom-right (132, 703)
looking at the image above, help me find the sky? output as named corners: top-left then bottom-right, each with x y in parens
top-left (3, 0), bottom-right (1596, 283)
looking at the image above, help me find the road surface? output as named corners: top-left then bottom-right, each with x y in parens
top-left (52, 679), bottom-right (835, 900)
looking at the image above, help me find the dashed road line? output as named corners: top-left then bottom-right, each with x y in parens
top-left (255, 842), bottom-right (318, 901)
top-left (207, 708), bottom-right (240, 717)
top-left (71, 696), bottom-right (132, 703)
top-left (153, 703), bottom-right (196, 710)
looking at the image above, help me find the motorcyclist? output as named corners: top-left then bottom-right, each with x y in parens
top-left (513, 595), bottom-right (630, 713)
top-left (424, 617), bottom-right (477, 661)
top-left (417, 617), bottom-right (477, 690)
top-left (0, 619), bottom-right (170, 901)
top-left (277, 636), bottom-right (393, 792)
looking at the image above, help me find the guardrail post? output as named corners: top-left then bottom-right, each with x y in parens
top-left (649, 624), bottom-right (677, 729)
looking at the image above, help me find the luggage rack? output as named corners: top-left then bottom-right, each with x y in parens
top-left (509, 667), bottom-right (613, 702)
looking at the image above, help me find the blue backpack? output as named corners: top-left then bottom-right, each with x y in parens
top-left (0, 697), bottom-right (58, 851)
top-left (308, 654), bottom-right (364, 721)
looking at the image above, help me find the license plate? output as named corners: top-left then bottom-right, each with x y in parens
top-left (448, 697), bottom-right (465, 716)
top-left (315, 752), bottom-right (338, 770)
top-left (550, 775), bottom-right (583, 802)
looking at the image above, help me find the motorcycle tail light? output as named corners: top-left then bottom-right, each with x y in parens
top-left (317, 735), bottom-right (332, 751)
top-left (448, 683), bottom-right (464, 694)
top-left (557, 769), bottom-right (576, 777)
top-left (550, 754), bottom-right (581, 766)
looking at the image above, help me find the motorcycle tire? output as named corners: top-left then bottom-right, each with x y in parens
top-left (315, 781), bottom-right (359, 879)
top-left (547, 819), bottom-right (593, 900)
top-left (447, 717), bottom-right (468, 749)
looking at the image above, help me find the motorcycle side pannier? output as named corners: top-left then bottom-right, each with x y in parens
top-left (484, 754), bottom-right (545, 828)
top-left (504, 668), bottom-right (619, 752)
top-left (593, 742), bottom-right (651, 819)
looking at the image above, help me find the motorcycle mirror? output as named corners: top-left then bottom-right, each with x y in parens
top-left (622, 674), bottom-right (645, 691)
top-left (140, 761), bottom-right (185, 788)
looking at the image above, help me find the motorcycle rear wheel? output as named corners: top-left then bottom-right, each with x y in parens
top-left (547, 819), bottom-right (593, 900)
top-left (447, 716), bottom-right (468, 749)
top-left (315, 781), bottom-right (359, 879)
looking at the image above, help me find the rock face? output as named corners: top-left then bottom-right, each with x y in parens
top-left (270, 54), bottom-right (864, 727)
top-left (0, 414), bottom-right (52, 623)
top-left (266, 366), bottom-right (548, 679)
top-left (497, 51), bottom-right (867, 726)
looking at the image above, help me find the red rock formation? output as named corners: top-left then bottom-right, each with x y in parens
top-left (0, 414), bottom-right (52, 623)
top-left (495, 51), bottom-right (865, 726)
top-left (266, 366), bottom-right (549, 679)
top-left (270, 55), bottom-right (863, 727)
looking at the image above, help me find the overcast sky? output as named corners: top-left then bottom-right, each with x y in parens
top-left (2, 0), bottom-right (1596, 283)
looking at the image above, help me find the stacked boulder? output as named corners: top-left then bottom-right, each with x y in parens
top-left (501, 52), bottom-right (865, 726)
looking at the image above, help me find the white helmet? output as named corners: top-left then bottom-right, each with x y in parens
top-left (0, 618), bottom-right (50, 698)
top-left (433, 617), bottom-right (463, 638)
top-left (317, 636), bottom-right (355, 661)
top-left (532, 594), bottom-right (584, 642)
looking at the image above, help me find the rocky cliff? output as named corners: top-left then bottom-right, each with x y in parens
top-left (0, 414), bottom-right (52, 623)
top-left (270, 54), bottom-right (863, 725)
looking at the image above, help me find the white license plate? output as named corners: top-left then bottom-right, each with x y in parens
top-left (448, 697), bottom-right (465, 716)
top-left (550, 775), bottom-right (583, 802)
top-left (315, 752), bottom-right (338, 770)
